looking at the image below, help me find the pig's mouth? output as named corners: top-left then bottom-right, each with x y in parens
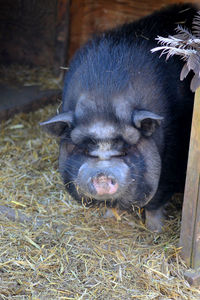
top-left (74, 159), bottom-right (158, 208)
top-left (75, 174), bottom-right (125, 202)
top-left (70, 170), bottom-right (156, 210)
top-left (75, 174), bottom-right (156, 209)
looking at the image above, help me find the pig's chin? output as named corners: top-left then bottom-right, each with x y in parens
top-left (76, 181), bottom-right (126, 202)
top-left (73, 186), bottom-right (156, 211)
top-left (74, 178), bottom-right (157, 210)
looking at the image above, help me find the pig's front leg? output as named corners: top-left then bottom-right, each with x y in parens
top-left (145, 206), bottom-right (165, 233)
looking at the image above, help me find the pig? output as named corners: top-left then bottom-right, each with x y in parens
top-left (41, 4), bottom-right (197, 232)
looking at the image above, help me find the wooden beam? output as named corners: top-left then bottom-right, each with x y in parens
top-left (54, 0), bottom-right (70, 75)
top-left (179, 87), bottom-right (200, 269)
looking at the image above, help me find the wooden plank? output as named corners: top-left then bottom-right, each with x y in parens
top-left (54, 0), bottom-right (70, 75)
top-left (0, 84), bottom-right (61, 121)
top-left (184, 270), bottom-right (200, 286)
top-left (68, 0), bottom-right (199, 59)
top-left (193, 173), bottom-right (200, 267)
top-left (0, 0), bottom-right (70, 75)
top-left (180, 87), bottom-right (200, 269)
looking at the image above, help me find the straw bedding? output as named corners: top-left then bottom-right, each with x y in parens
top-left (0, 104), bottom-right (199, 299)
top-left (0, 65), bottom-right (62, 89)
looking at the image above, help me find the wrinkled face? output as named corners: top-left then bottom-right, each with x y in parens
top-left (58, 118), bottom-right (162, 210)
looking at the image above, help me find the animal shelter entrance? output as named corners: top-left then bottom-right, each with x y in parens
top-left (0, 0), bottom-right (200, 294)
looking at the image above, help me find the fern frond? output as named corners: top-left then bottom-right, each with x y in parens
top-left (151, 45), bottom-right (196, 59)
top-left (155, 36), bottom-right (185, 47)
top-left (151, 10), bottom-right (200, 91)
top-left (193, 11), bottom-right (200, 38)
top-left (174, 25), bottom-right (195, 40)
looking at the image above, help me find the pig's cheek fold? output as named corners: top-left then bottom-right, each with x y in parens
top-left (59, 141), bottom-right (86, 189)
top-left (86, 176), bottom-right (97, 195)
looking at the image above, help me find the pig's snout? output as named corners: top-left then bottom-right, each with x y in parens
top-left (77, 160), bottom-right (130, 200)
top-left (92, 174), bottom-right (118, 196)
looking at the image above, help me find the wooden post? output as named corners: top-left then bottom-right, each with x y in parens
top-left (179, 87), bottom-right (200, 282)
top-left (54, 0), bottom-right (70, 75)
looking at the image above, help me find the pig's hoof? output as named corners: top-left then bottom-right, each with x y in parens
top-left (145, 207), bottom-right (164, 233)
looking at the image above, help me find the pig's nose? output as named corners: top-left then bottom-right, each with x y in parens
top-left (92, 174), bottom-right (118, 196)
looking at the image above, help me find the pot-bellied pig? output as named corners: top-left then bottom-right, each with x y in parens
top-left (41, 4), bottom-right (197, 232)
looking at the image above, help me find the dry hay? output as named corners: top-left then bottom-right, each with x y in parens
top-left (0, 104), bottom-right (200, 300)
top-left (0, 64), bottom-right (62, 90)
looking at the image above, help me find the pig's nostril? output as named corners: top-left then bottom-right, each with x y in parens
top-left (110, 178), bottom-right (116, 185)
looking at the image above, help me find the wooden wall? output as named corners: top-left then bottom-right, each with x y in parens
top-left (68, 0), bottom-right (199, 60)
top-left (0, 0), bottom-right (69, 73)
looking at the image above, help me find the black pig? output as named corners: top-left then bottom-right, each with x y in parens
top-left (41, 4), bottom-right (196, 232)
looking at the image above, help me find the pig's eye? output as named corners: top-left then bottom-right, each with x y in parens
top-left (77, 138), bottom-right (97, 149)
top-left (113, 151), bottom-right (127, 158)
top-left (85, 139), bottom-right (97, 151)
top-left (88, 139), bottom-right (97, 147)
top-left (83, 137), bottom-right (96, 146)
top-left (84, 149), bottom-right (98, 158)
top-left (121, 151), bottom-right (127, 156)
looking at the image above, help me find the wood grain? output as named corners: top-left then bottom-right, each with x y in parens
top-left (54, 0), bottom-right (70, 75)
top-left (68, 0), bottom-right (199, 59)
top-left (180, 87), bottom-right (200, 268)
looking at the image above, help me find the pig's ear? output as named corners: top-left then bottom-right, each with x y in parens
top-left (40, 111), bottom-right (74, 137)
top-left (132, 110), bottom-right (163, 136)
